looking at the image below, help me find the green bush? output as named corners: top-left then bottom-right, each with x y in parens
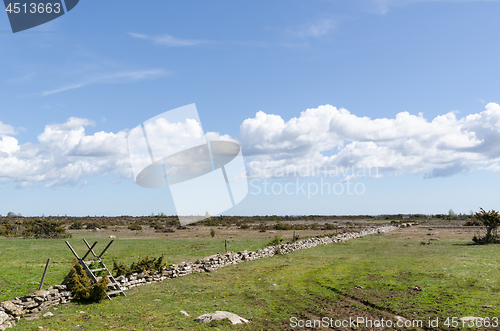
top-left (85, 221), bottom-right (100, 229)
top-left (323, 223), bottom-right (337, 230)
top-left (310, 223), bottom-right (320, 230)
top-left (268, 235), bottom-right (283, 246)
top-left (274, 222), bottom-right (293, 230)
top-left (69, 221), bottom-right (83, 230)
top-left (88, 261), bottom-right (106, 277)
top-left (20, 219), bottom-right (71, 239)
top-left (128, 224), bottom-right (142, 231)
top-left (473, 208), bottom-right (500, 244)
top-left (112, 260), bottom-right (130, 277)
top-left (210, 228), bottom-right (215, 237)
top-left (65, 263), bottom-right (109, 303)
top-left (113, 255), bottom-right (165, 277)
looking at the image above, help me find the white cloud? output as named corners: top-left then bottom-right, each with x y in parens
top-left (371, 0), bottom-right (500, 14)
top-left (0, 118), bottom-right (131, 187)
top-left (0, 136), bottom-right (20, 155)
top-left (0, 116), bottom-right (236, 188)
top-left (205, 131), bottom-right (234, 143)
top-left (3, 102), bottom-right (500, 187)
top-left (239, 103), bottom-right (500, 179)
top-left (41, 69), bottom-right (166, 96)
top-left (0, 121), bottom-right (16, 135)
top-left (295, 18), bottom-right (338, 38)
top-left (142, 117), bottom-right (206, 162)
top-left (128, 32), bottom-right (208, 47)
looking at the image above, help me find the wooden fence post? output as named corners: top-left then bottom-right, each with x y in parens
top-left (39, 258), bottom-right (51, 291)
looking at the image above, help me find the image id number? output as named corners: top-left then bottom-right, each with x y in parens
top-left (6, 2), bottom-right (61, 14)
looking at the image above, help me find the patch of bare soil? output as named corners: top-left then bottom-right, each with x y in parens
top-left (276, 293), bottom-right (423, 331)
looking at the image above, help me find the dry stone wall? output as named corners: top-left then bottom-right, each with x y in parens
top-left (0, 286), bottom-right (71, 330)
top-left (0, 225), bottom-right (399, 330)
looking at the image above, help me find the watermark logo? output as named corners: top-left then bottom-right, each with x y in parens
top-left (4, 0), bottom-right (79, 33)
top-left (247, 162), bottom-right (378, 199)
top-left (127, 104), bottom-right (248, 225)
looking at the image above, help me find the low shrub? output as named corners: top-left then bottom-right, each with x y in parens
top-left (112, 260), bottom-right (130, 277)
top-left (274, 222), bottom-right (293, 230)
top-left (323, 223), bottom-right (337, 230)
top-left (268, 235), bottom-right (283, 246)
top-left (472, 233), bottom-right (500, 244)
top-left (20, 219), bottom-right (72, 239)
top-left (65, 263), bottom-right (109, 303)
top-left (128, 224), bottom-right (142, 231)
top-left (69, 221), bottom-right (83, 230)
top-left (88, 261), bottom-right (106, 277)
top-left (85, 221), bottom-right (100, 230)
top-left (112, 255), bottom-right (165, 277)
top-left (310, 223), bottom-right (320, 230)
top-left (154, 226), bottom-right (175, 233)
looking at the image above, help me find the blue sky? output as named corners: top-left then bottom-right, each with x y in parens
top-left (1, 0), bottom-right (500, 217)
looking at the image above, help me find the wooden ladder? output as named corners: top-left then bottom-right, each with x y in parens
top-left (65, 239), bottom-right (126, 300)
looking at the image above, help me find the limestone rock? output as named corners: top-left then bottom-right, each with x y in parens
top-left (195, 311), bottom-right (249, 325)
top-left (24, 314), bottom-right (39, 321)
top-left (0, 311), bottom-right (11, 325)
top-left (0, 321), bottom-right (15, 331)
top-left (2, 302), bottom-right (24, 316)
top-left (32, 290), bottom-right (49, 299)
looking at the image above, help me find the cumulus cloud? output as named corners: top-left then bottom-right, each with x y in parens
top-left (0, 121), bottom-right (16, 135)
top-left (0, 118), bottom-right (131, 188)
top-left (239, 103), bottom-right (500, 179)
top-left (0, 136), bottom-right (20, 155)
top-left (0, 116), bottom-right (236, 188)
top-left (3, 102), bottom-right (500, 187)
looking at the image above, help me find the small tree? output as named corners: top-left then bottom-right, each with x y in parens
top-left (210, 228), bottom-right (215, 238)
top-left (473, 208), bottom-right (500, 244)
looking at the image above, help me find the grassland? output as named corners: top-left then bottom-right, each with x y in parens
top-left (2, 223), bottom-right (499, 330)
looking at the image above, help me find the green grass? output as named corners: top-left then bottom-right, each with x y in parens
top-left (4, 229), bottom-right (500, 330)
top-left (0, 231), bottom-right (271, 302)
